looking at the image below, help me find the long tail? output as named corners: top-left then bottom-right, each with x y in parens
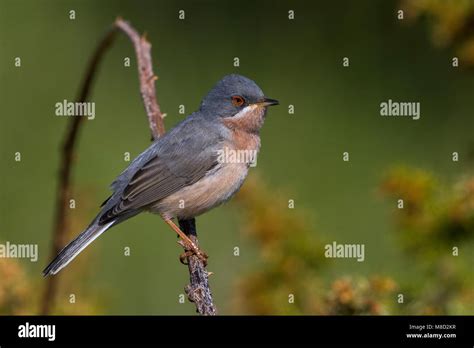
top-left (42, 220), bottom-right (115, 276)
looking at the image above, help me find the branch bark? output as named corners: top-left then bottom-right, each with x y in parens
top-left (41, 18), bottom-right (216, 315)
top-left (179, 219), bottom-right (217, 315)
top-left (114, 19), bottom-right (165, 140)
top-left (41, 27), bottom-right (118, 315)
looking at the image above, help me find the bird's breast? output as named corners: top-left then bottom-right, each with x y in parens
top-left (152, 161), bottom-right (249, 220)
top-left (151, 119), bottom-right (262, 220)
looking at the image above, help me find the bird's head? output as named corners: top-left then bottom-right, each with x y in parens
top-left (199, 74), bottom-right (278, 132)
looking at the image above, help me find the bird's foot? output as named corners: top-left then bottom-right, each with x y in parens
top-left (177, 240), bottom-right (208, 266)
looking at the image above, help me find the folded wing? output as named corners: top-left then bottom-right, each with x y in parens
top-left (100, 117), bottom-right (222, 224)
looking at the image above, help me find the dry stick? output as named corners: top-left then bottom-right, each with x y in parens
top-left (41, 27), bottom-right (118, 315)
top-left (179, 219), bottom-right (217, 315)
top-left (41, 18), bottom-right (216, 315)
top-left (115, 20), bottom-right (215, 316)
top-left (114, 19), bottom-right (165, 140)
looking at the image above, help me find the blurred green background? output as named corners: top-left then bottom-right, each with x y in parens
top-left (0, 0), bottom-right (473, 314)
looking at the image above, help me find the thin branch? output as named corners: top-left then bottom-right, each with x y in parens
top-left (115, 18), bottom-right (165, 139)
top-left (179, 219), bottom-right (217, 315)
top-left (41, 27), bottom-right (118, 315)
top-left (41, 18), bottom-right (216, 315)
top-left (114, 18), bottom-right (216, 314)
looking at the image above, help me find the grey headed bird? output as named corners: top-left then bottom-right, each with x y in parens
top-left (43, 74), bottom-right (279, 276)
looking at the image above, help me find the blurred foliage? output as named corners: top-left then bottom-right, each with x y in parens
top-left (0, 258), bottom-right (34, 314)
top-left (233, 176), bottom-right (398, 315)
top-left (232, 176), bottom-right (327, 314)
top-left (381, 166), bottom-right (474, 254)
top-left (402, 0), bottom-right (474, 66)
top-left (324, 276), bottom-right (398, 315)
top-left (380, 166), bottom-right (474, 314)
top-left (233, 171), bottom-right (473, 315)
top-left (0, 252), bottom-right (103, 315)
top-left (0, 189), bottom-right (102, 315)
top-left (3, 168), bottom-right (471, 315)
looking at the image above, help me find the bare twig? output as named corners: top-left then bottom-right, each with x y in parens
top-left (114, 18), bottom-right (216, 315)
top-left (41, 27), bottom-right (118, 315)
top-left (179, 219), bottom-right (217, 315)
top-left (41, 18), bottom-right (216, 315)
top-left (115, 18), bottom-right (165, 139)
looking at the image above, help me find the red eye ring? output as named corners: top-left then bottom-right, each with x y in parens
top-left (231, 95), bottom-right (245, 107)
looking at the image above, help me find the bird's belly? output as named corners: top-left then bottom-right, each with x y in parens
top-left (151, 162), bottom-right (249, 220)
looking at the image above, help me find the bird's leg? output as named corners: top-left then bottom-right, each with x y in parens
top-left (163, 218), bottom-right (208, 265)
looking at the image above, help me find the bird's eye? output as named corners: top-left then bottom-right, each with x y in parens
top-left (231, 95), bottom-right (245, 107)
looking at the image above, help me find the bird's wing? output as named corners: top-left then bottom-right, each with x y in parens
top-left (99, 117), bottom-right (223, 223)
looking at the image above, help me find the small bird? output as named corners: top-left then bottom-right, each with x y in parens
top-left (43, 74), bottom-right (279, 276)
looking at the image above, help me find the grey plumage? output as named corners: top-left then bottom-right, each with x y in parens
top-left (42, 220), bottom-right (114, 276)
top-left (100, 116), bottom-right (225, 224)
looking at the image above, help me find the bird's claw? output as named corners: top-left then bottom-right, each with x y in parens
top-left (179, 250), bottom-right (193, 265)
top-left (177, 240), bottom-right (208, 266)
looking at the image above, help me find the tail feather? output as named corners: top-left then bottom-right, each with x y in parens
top-left (42, 220), bottom-right (114, 276)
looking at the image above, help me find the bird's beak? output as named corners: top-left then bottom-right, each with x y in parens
top-left (258, 97), bottom-right (279, 107)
